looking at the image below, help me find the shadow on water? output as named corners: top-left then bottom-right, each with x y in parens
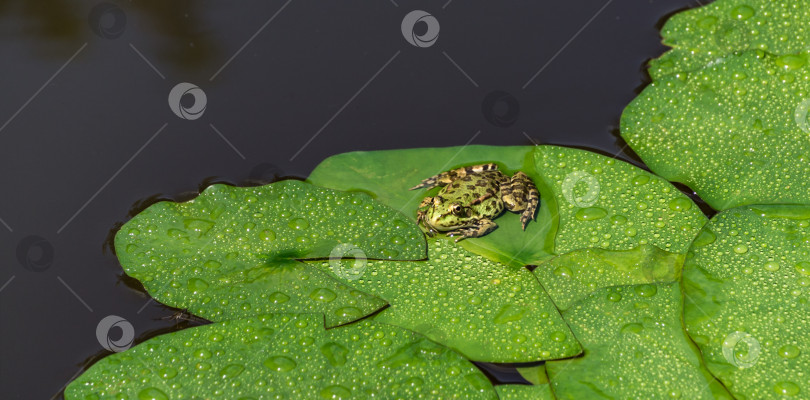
top-left (2, 0), bottom-right (218, 70)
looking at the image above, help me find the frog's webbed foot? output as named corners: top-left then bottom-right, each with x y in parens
top-left (500, 171), bottom-right (539, 230)
top-left (410, 163), bottom-right (500, 190)
top-left (416, 196), bottom-right (437, 237)
top-left (446, 219), bottom-right (497, 242)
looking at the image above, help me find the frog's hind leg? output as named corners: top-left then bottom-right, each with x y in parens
top-left (446, 219), bottom-right (497, 242)
top-left (500, 171), bottom-right (539, 230)
top-left (409, 163), bottom-right (499, 190)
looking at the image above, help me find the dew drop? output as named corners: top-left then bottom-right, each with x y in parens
top-left (260, 229), bottom-right (276, 241)
top-left (778, 344), bottom-right (801, 359)
top-left (621, 323), bottom-right (643, 334)
top-left (733, 244), bottom-right (748, 254)
top-left (321, 342), bottom-right (349, 367)
top-left (550, 331), bottom-right (567, 342)
top-left (334, 307), bottom-right (362, 319)
top-left (764, 261), bottom-right (780, 272)
top-left (607, 292), bottom-right (622, 302)
top-left (288, 218), bottom-right (310, 230)
top-left (137, 388), bottom-right (169, 400)
top-left (633, 175), bottom-right (650, 185)
top-left (575, 207), bottom-right (608, 221)
top-left (795, 262), bottom-right (810, 276)
top-left (554, 266), bottom-right (573, 278)
top-left (774, 381), bottom-right (800, 396)
top-left (204, 260), bottom-right (221, 269)
top-left (319, 385), bottom-right (352, 399)
top-left (668, 198), bottom-right (693, 212)
top-left (634, 284), bottom-right (657, 297)
top-left (220, 363), bottom-right (245, 379)
top-left (158, 367), bottom-right (177, 379)
top-left (268, 292), bottom-right (290, 304)
top-left (730, 5), bottom-right (754, 20)
top-left (263, 356), bottom-right (297, 372)
top-left (309, 288), bottom-right (337, 302)
top-left (187, 278), bottom-right (209, 293)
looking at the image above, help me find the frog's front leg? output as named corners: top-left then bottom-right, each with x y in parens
top-left (446, 219), bottom-right (497, 242)
top-left (416, 196), bottom-right (437, 236)
top-left (409, 163), bottom-right (500, 190)
top-left (500, 171), bottom-right (539, 230)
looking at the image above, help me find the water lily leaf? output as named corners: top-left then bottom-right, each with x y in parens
top-left (547, 283), bottom-right (733, 400)
top-left (623, 49), bottom-right (810, 210)
top-left (533, 244), bottom-right (683, 310)
top-left (309, 239), bottom-right (582, 363)
top-left (650, 0), bottom-right (810, 79)
top-left (65, 314), bottom-right (498, 399)
top-left (683, 205), bottom-right (810, 399)
top-left (495, 384), bottom-right (554, 400)
top-left (516, 364), bottom-right (549, 386)
top-left (115, 180), bottom-right (426, 327)
top-left (533, 146), bottom-right (706, 254)
top-left (307, 145), bottom-right (557, 268)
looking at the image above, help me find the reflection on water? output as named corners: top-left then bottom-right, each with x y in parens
top-left (3, 0), bottom-right (217, 69)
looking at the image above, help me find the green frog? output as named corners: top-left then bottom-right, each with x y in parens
top-left (410, 163), bottom-right (539, 241)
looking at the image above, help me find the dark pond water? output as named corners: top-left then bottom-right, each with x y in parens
top-left (0, 0), bottom-right (703, 397)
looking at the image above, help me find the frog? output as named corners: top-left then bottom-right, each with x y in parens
top-left (410, 163), bottom-right (539, 242)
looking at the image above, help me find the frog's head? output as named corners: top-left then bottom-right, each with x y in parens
top-left (425, 196), bottom-right (472, 231)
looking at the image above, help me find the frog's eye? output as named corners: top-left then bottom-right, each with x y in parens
top-left (450, 203), bottom-right (462, 214)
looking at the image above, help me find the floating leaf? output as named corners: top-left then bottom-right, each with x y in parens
top-left (309, 239), bottom-right (581, 363)
top-left (307, 145), bottom-right (557, 268)
top-left (65, 314), bottom-right (497, 399)
top-left (623, 49), bottom-right (810, 210)
top-left (547, 282), bottom-right (733, 400)
top-left (533, 146), bottom-right (706, 254)
top-left (516, 364), bottom-right (549, 386)
top-left (115, 180), bottom-right (426, 327)
top-left (650, 0), bottom-right (810, 79)
top-left (683, 205), bottom-right (810, 399)
top-left (534, 244), bottom-right (683, 310)
top-left (495, 384), bottom-right (554, 400)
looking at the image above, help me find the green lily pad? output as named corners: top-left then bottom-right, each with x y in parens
top-left (65, 314), bottom-right (498, 399)
top-left (115, 180), bottom-right (426, 327)
top-left (623, 49), bottom-right (810, 210)
top-left (683, 205), bottom-right (810, 399)
top-left (650, 0), bottom-right (810, 79)
top-left (495, 384), bottom-right (554, 400)
top-left (533, 245), bottom-right (683, 310)
top-left (307, 145), bottom-right (557, 268)
top-left (547, 283), bottom-right (733, 400)
top-left (516, 364), bottom-right (549, 386)
top-left (308, 239), bottom-right (582, 363)
top-left (533, 146), bottom-right (706, 254)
